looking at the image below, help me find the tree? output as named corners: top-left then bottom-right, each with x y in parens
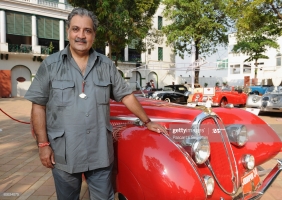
top-left (227, 0), bottom-right (282, 36)
top-left (68, 0), bottom-right (161, 66)
top-left (162, 0), bottom-right (232, 84)
top-left (232, 33), bottom-right (279, 77)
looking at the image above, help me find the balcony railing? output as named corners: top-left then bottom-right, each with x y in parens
top-left (8, 44), bottom-right (32, 53)
top-left (15, 0), bottom-right (73, 11)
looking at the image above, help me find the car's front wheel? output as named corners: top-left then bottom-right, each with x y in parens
top-left (164, 98), bottom-right (171, 103)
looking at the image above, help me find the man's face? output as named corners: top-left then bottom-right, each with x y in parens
top-left (67, 15), bottom-right (95, 54)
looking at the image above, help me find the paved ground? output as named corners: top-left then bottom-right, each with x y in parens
top-left (0, 97), bottom-right (281, 200)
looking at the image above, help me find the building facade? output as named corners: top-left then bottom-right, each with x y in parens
top-left (0, 0), bottom-right (176, 97)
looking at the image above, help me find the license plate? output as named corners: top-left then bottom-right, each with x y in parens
top-left (241, 167), bottom-right (260, 195)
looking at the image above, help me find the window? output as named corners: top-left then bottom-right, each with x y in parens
top-left (276, 53), bottom-right (281, 66)
top-left (158, 16), bottom-right (163, 30)
top-left (148, 49), bottom-right (151, 55)
top-left (37, 16), bottom-right (59, 40)
top-left (6, 11), bottom-right (31, 36)
top-left (158, 47), bottom-right (163, 61)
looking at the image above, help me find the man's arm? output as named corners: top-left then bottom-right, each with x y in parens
top-left (32, 103), bottom-right (55, 168)
top-left (121, 94), bottom-right (168, 135)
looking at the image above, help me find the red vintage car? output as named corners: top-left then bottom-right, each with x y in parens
top-left (110, 97), bottom-right (282, 200)
top-left (192, 86), bottom-right (248, 107)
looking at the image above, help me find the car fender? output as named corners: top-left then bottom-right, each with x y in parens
top-left (114, 125), bottom-right (207, 200)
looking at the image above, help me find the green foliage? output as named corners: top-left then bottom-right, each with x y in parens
top-left (227, 0), bottom-right (282, 36)
top-left (68, 0), bottom-right (161, 66)
top-left (232, 34), bottom-right (279, 67)
top-left (49, 42), bottom-right (54, 54)
top-left (162, 0), bottom-right (232, 83)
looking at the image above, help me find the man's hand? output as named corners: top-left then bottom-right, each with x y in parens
top-left (146, 122), bottom-right (168, 136)
top-left (39, 146), bottom-right (55, 168)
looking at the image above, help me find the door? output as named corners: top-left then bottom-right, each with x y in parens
top-left (11, 66), bottom-right (31, 97)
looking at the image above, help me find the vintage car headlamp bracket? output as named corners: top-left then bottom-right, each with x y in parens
top-left (242, 154), bottom-right (255, 170)
top-left (182, 136), bottom-right (211, 164)
top-left (225, 124), bottom-right (248, 147)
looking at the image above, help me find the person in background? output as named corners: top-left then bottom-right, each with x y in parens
top-left (25, 7), bottom-right (167, 200)
top-left (150, 79), bottom-right (155, 89)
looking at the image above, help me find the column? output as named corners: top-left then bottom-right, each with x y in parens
top-left (0, 10), bottom-right (6, 43)
top-left (32, 15), bottom-right (38, 46)
top-left (59, 20), bottom-right (65, 50)
top-left (124, 45), bottom-right (128, 61)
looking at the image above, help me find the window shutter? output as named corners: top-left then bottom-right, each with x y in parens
top-left (37, 16), bottom-right (59, 39)
top-left (158, 47), bottom-right (163, 61)
top-left (6, 11), bottom-right (31, 36)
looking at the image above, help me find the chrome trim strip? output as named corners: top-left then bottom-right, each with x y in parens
top-left (110, 116), bottom-right (191, 123)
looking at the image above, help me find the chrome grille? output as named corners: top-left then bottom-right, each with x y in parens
top-left (192, 112), bottom-right (239, 195)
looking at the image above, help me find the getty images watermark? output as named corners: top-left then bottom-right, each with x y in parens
top-left (1, 192), bottom-right (20, 197)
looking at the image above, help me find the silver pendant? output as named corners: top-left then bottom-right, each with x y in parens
top-left (79, 93), bottom-right (87, 99)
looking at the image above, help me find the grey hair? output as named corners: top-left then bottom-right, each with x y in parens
top-left (66, 8), bottom-right (99, 32)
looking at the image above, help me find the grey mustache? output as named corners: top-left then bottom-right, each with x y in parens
top-left (75, 38), bottom-right (87, 43)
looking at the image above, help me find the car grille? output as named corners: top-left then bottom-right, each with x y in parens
top-left (196, 114), bottom-right (238, 195)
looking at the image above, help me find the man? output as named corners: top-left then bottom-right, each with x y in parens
top-left (25, 8), bottom-right (167, 200)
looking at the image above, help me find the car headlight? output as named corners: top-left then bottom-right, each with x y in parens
top-left (225, 125), bottom-right (248, 147)
top-left (203, 175), bottom-right (215, 195)
top-left (252, 96), bottom-right (259, 102)
top-left (182, 136), bottom-right (210, 164)
top-left (271, 96), bottom-right (280, 104)
top-left (242, 154), bottom-right (255, 170)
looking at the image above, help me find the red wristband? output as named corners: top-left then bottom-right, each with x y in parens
top-left (38, 142), bottom-right (50, 148)
top-left (143, 118), bottom-right (151, 126)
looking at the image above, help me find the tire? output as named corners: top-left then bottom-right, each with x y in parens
top-left (220, 98), bottom-right (228, 107)
top-left (164, 98), bottom-right (171, 103)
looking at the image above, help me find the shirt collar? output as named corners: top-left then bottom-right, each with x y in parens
top-left (61, 44), bottom-right (99, 61)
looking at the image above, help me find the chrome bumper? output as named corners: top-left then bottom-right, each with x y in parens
top-left (234, 159), bottom-right (282, 200)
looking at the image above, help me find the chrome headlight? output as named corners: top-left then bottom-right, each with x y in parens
top-left (182, 136), bottom-right (210, 164)
top-left (242, 154), bottom-right (255, 170)
top-left (203, 176), bottom-right (215, 195)
top-left (226, 125), bottom-right (248, 147)
top-left (252, 96), bottom-right (259, 102)
top-left (271, 96), bottom-right (280, 104)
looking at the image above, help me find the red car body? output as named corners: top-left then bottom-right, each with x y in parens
top-left (110, 97), bottom-right (282, 200)
top-left (192, 86), bottom-right (248, 107)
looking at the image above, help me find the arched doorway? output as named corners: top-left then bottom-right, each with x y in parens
top-left (130, 71), bottom-right (142, 89)
top-left (148, 72), bottom-right (158, 89)
top-left (11, 65), bottom-right (31, 97)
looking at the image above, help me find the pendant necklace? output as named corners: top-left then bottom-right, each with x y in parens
top-left (79, 81), bottom-right (87, 99)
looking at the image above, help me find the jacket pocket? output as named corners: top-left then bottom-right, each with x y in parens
top-left (51, 80), bottom-right (75, 106)
top-left (48, 130), bottom-right (66, 165)
top-left (93, 80), bottom-right (111, 105)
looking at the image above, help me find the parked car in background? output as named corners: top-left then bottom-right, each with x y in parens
top-left (249, 85), bottom-right (271, 95)
top-left (246, 86), bottom-right (274, 109)
top-left (110, 97), bottom-right (282, 199)
top-left (150, 84), bottom-right (190, 104)
top-left (261, 86), bottom-right (282, 112)
top-left (192, 86), bottom-right (248, 107)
